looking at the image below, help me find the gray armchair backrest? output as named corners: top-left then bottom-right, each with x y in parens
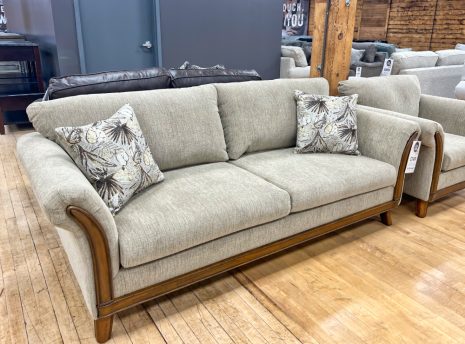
top-left (338, 75), bottom-right (422, 117)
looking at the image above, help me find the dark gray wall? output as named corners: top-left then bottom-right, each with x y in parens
top-left (7, 0), bottom-right (282, 80)
top-left (50, 0), bottom-right (81, 76)
top-left (159, 0), bottom-right (282, 80)
top-left (5, 0), bottom-right (80, 80)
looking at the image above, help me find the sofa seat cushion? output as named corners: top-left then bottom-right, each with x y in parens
top-left (231, 148), bottom-right (396, 213)
top-left (115, 162), bottom-right (291, 268)
top-left (442, 133), bottom-right (465, 172)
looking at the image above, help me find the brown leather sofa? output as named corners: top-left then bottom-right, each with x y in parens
top-left (44, 67), bottom-right (261, 100)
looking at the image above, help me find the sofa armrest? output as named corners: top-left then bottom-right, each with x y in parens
top-left (280, 57), bottom-right (295, 78)
top-left (358, 104), bottom-right (443, 148)
top-left (357, 106), bottom-right (420, 171)
top-left (419, 94), bottom-right (465, 136)
top-left (17, 132), bottom-right (120, 277)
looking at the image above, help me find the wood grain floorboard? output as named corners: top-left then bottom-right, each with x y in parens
top-left (2, 126), bottom-right (465, 343)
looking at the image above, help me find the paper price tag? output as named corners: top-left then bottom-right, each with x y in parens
top-left (355, 67), bottom-right (362, 78)
top-left (405, 141), bottom-right (421, 174)
top-left (381, 58), bottom-right (394, 76)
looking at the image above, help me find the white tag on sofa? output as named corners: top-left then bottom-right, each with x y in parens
top-left (380, 58), bottom-right (394, 76)
top-left (355, 67), bottom-right (362, 78)
top-left (405, 141), bottom-right (421, 174)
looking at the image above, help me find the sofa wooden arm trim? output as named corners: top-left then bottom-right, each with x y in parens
top-left (416, 131), bottom-right (447, 217)
top-left (429, 131), bottom-right (444, 200)
top-left (66, 206), bottom-right (114, 307)
top-left (65, 131), bottom-right (417, 342)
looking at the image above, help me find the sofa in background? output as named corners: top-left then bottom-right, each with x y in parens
top-left (339, 75), bottom-right (465, 217)
top-left (280, 45), bottom-right (311, 78)
top-left (390, 49), bottom-right (465, 98)
top-left (349, 47), bottom-right (386, 78)
top-left (18, 78), bottom-right (419, 342)
top-left (44, 67), bottom-right (261, 100)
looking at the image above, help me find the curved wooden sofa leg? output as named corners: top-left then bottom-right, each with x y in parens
top-left (95, 316), bottom-right (114, 343)
top-left (380, 211), bottom-right (393, 226)
top-left (416, 200), bottom-right (429, 218)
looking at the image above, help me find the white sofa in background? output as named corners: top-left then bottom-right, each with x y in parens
top-left (391, 49), bottom-right (465, 98)
top-left (280, 46), bottom-right (311, 78)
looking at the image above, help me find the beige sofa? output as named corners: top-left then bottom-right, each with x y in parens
top-left (339, 75), bottom-right (465, 217)
top-left (280, 46), bottom-right (311, 78)
top-left (18, 78), bottom-right (419, 342)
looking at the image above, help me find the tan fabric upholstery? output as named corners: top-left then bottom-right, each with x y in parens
top-left (354, 106), bottom-right (421, 169)
top-left (356, 105), bottom-right (441, 201)
top-left (116, 163), bottom-right (291, 268)
top-left (438, 165), bottom-right (465, 190)
top-left (419, 94), bottom-right (465, 137)
top-left (231, 148), bottom-right (396, 213)
top-left (16, 132), bottom-right (120, 277)
top-left (215, 78), bottom-right (329, 159)
top-left (27, 85), bottom-right (228, 171)
top-left (18, 80), bottom-right (421, 323)
top-left (113, 187), bottom-right (394, 298)
top-left (358, 105), bottom-right (443, 148)
top-left (338, 75), bottom-right (421, 116)
top-left (56, 227), bottom-right (97, 318)
top-left (281, 46), bottom-right (308, 67)
top-left (442, 133), bottom-right (465, 171)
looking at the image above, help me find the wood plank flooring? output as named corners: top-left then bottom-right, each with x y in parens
top-left (2, 126), bottom-right (465, 343)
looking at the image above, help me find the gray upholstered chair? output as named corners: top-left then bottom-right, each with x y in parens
top-left (339, 75), bottom-right (465, 217)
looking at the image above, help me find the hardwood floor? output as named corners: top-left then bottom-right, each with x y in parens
top-left (2, 126), bottom-right (465, 343)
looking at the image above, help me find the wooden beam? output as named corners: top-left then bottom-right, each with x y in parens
top-left (310, 0), bottom-right (358, 95)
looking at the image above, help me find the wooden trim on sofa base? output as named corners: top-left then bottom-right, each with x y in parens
top-left (66, 132), bottom-right (418, 343)
top-left (415, 131), bottom-right (465, 217)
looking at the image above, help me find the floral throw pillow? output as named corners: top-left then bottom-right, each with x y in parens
top-left (294, 91), bottom-right (360, 155)
top-left (55, 104), bottom-right (164, 214)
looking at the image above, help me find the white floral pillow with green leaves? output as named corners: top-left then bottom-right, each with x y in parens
top-left (55, 104), bottom-right (164, 214)
top-left (294, 91), bottom-right (360, 155)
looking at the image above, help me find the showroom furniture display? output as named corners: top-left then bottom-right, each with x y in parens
top-left (389, 50), bottom-right (465, 98)
top-left (44, 67), bottom-right (261, 100)
top-left (18, 78), bottom-right (419, 342)
top-left (339, 75), bottom-right (465, 217)
top-left (280, 46), bottom-right (311, 78)
top-left (349, 42), bottom-right (389, 77)
top-left (0, 40), bottom-right (44, 134)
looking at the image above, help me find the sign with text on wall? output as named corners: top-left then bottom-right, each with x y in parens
top-left (282, 0), bottom-right (309, 37)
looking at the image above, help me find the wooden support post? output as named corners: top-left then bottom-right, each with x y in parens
top-left (310, 0), bottom-right (358, 95)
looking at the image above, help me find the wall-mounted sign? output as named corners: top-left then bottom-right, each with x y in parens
top-left (282, 0), bottom-right (309, 37)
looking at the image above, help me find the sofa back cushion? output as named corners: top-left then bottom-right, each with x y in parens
top-left (44, 68), bottom-right (172, 100)
top-left (281, 46), bottom-right (308, 67)
top-left (391, 51), bottom-right (439, 75)
top-left (215, 78), bottom-right (329, 159)
top-left (169, 68), bottom-right (261, 88)
top-left (338, 75), bottom-right (421, 116)
top-left (436, 49), bottom-right (465, 66)
top-left (27, 85), bottom-right (228, 171)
